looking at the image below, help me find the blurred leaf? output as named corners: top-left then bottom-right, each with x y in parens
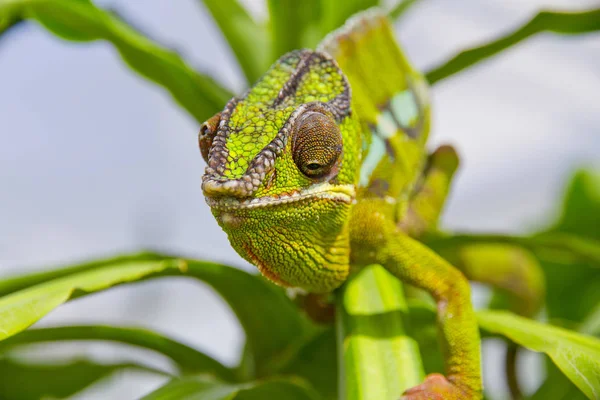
top-left (551, 170), bottom-right (600, 240)
top-left (320, 0), bottom-right (378, 35)
top-left (404, 299), bottom-right (444, 375)
top-left (0, 0), bottom-right (232, 123)
top-left (530, 362), bottom-right (589, 400)
top-left (0, 12), bottom-right (23, 43)
top-left (581, 303), bottom-right (600, 336)
top-left (429, 170), bottom-right (600, 327)
top-left (477, 310), bottom-right (600, 399)
top-left (0, 253), bottom-right (315, 379)
top-left (0, 251), bottom-right (163, 297)
top-left (388, 0), bottom-right (419, 21)
top-left (142, 377), bottom-right (320, 400)
top-left (200, 0), bottom-right (268, 84)
top-left (541, 170), bottom-right (600, 327)
top-left (268, 0), bottom-right (322, 56)
top-left (0, 357), bottom-right (165, 400)
top-left (0, 325), bottom-right (234, 380)
top-left (425, 232), bottom-right (600, 268)
top-left (338, 265), bottom-right (424, 400)
top-left (426, 8), bottom-right (600, 85)
top-left (283, 328), bottom-right (337, 400)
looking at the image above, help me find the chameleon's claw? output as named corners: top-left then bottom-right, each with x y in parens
top-left (401, 374), bottom-right (473, 400)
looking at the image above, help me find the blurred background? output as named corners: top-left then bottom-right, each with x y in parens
top-left (1, 0), bottom-right (599, 398)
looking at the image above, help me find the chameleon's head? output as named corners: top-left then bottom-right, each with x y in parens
top-left (200, 50), bottom-right (361, 292)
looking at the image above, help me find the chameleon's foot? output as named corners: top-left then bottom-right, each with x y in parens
top-left (401, 374), bottom-right (474, 400)
top-left (296, 292), bottom-right (335, 324)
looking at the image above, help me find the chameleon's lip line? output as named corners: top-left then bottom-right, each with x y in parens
top-left (204, 182), bottom-right (356, 210)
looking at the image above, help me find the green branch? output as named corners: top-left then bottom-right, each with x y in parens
top-left (426, 8), bottom-right (600, 85)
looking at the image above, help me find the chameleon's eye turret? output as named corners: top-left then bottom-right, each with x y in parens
top-left (198, 112), bottom-right (221, 163)
top-left (292, 111), bottom-right (342, 180)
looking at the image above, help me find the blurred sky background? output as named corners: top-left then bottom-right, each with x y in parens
top-left (1, 0), bottom-right (599, 398)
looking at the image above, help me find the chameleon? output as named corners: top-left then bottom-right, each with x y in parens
top-left (199, 9), bottom-right (544, 400)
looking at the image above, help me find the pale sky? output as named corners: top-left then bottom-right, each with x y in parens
top-left (1, 1), bottom-right (599, 398)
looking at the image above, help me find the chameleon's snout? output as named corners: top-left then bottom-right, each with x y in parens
top-left (202, 178), bottom-right (252, 198)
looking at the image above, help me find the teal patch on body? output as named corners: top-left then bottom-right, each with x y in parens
top-left (360, 134), bottom-right (386, 186)
top-left (390, 90), bottom-right (419, 127)
top-left (376, 110), bottom-right (397, 139)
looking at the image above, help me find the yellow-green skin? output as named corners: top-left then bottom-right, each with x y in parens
top-left (203, 50), bottom-right (360, 292)
top-left (201, 10), bottom-right (544, 400)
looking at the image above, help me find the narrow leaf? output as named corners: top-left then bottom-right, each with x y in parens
top-left (200, 0), bottom-right (269, 84)
top-left (539, 170), bottom-right (600, 327)
top-left (142, 377), bottom-right (320, 400)
top-left (0, 251), bottom-right (163, 297)
top-left (0, 12), bottom-right (24, 44)
top-left (581, 303), bottom-right (600, 336)
top-left (0, 325), bottom-right (233, 380)
top-left (320, 0), bottom-right (378, 35)
top-left (267, 0), bottom-right (322, 57)
top-left (0, 259), bottom-right (176, 342)
top-left (0, 253), bottom-right (315, 379)
top-left (425, 232), bottom-right (600, 267)
top-left (0, 0), bottom-right (232, 123)
top-left (477, 310), bottom-right (600, 399)
top-left (282, 328), bottom-right (337, 400)
top-left (426, 8), bottom-right (600, 85)
top-left (0, 358), bottom-right (165, 400)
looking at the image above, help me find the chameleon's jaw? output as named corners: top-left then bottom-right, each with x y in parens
top-left (204, 182), bottom-right (356, 211)
top-left (205, 182), bottom-right (355, 293)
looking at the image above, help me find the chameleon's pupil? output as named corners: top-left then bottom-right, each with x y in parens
top-left (306, 163), bottom-right (321, 170)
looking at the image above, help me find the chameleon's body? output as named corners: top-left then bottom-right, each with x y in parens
top-left (200, 9), bottom-right (544, 400)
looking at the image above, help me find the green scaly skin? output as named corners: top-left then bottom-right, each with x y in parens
top-left (200, 9), bottom-right (543, 400)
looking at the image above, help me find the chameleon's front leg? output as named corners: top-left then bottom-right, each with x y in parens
top-left (400, 145), bottom-right (545, 318)
top-left (351, 200), bottom-right (482, 399)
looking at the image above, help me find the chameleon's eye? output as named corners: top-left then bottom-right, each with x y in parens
top-left (292, 111), bottom-right (342, 179)
top-left (199, 112), bottom-right (221, 163)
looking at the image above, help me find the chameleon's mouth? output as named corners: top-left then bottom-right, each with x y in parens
top-left (204, 182), bottom-right (356, 210)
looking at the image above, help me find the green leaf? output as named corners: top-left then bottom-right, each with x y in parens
top-left (141, 377), bottom-right (320, 400)
top-left (337, 265), bottom-right (424, 400)
top-left (0, 259), bottom-right (176, 342)
top-left (530, 362), bottom-right (589, 400)
top-left (552, 170), bottom-right (600, 241)
top-left (581, 302), bottom-right (600, 336)
top-left (0, 325), bottom-right (234, 380)
top-left (0, 252), bottom-right (163, 297)
top-left (540, 170), bottom-right (600, 327)
top-left (425, 232), bottom-right (600, 268)
top-left (0, 254), bottom-right (316, 378)
top-left (282, 328), bottom-right (337, 400)
top-left (426, 8), bottom-right (600, 85)
top-left (0, 12), bottom-right (23, 43)
top-left (200, 0), bottom-right (269, 84)
top-left (404, 300), bottom-right (444, 375)
top-left (0, 0), bottom-right (232, 123)
top-left (0, 357), bottom-right (165, 400)
top-left (428, 170), bottom-right (600, 327)
top-left (320, 0), bottom-right (378, 35)
top-left (267, 0), bottom-right (322, 57)
top-left (477, 310), bottom-right (600, 399)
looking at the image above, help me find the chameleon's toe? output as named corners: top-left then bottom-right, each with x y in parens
top-left (400, 374), bottom-right (473, 400)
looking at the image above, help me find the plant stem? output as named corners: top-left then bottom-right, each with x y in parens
top-left (336, 265), bottom-right (424, 400)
